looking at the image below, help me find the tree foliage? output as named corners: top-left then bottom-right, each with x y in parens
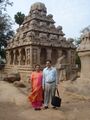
top-left (14, 12), bottom-right (25, 26)
top-left (0, 0), bottom-right (13, 12)
top-left (75, 53), bottom-right (81, 71)
top-left (81, 25), bottom-right (90, 34)
top-left (74, 37), bottom-right (81, 47)
top-left (0, 0), bottom-right (14, 60)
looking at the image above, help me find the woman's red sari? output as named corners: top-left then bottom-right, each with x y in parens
top-left (28, 71), bottom-right (43, 109)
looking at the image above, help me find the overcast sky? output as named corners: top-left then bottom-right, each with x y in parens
top-left (7, 0), bottom-right (90, 38)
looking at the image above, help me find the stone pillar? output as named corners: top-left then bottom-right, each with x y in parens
top-left (37, 48), bottom-right (41, 64)
top-left (47, 48), bottom-right (52, 60)
top-left (6, 51), bottom-right (10, 65)
top-left (18, 49), bottom-right (21, 65)
top-left (64, 50), bottom-right (71, 80)
top-left (58, 50), bottom-right (62, 57)
top-left (30, 46), bottom-right (33, 68)
top-left (25, 47), bottom-right (30, 65)
top-left (13, 50), bottom-right (15, 65)
top-left (25, 48), bottom-right (27, 65)
top-left (32, 47), bottom-right (38, 65)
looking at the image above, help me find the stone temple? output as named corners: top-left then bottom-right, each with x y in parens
top-left (64, 31), bottom-right (90, 97)
top-left (4, 2), bottom-right (76, 81)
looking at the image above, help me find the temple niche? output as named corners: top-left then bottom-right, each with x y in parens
top-left (5, 2), bottom-right (76, 81)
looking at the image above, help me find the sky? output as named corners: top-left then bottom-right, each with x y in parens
top-left (7, 0), bottom-right (90, 38)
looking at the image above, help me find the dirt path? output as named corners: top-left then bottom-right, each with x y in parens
top-left (0, 80), bottom-right (90, 120)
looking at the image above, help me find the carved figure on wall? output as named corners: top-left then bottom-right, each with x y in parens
top-left (40, 11), bottom-right (46, 17)
top-left (39, 33), bottom-right (47, 39)
top-left (40, 22), bottom-right (46, 27)
top-left (55, 54), bottom-right (66, 81)
top-left (49, 34), bottom-right (57, 40)
top-left (49, 23), bottom-right (55, 29)
top-left (26, 32), bottom-right (35, 40)
top-left (30, 20), bottom-right (38, 26)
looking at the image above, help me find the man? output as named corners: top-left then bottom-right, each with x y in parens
top-left (42, 60), bottom-right (59, 109)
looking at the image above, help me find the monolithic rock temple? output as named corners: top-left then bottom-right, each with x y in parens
top-left (77, 31), bottom-right (90, 81)
top-left (4, 2), bottom-right (77, 81)
top-left (65, 31), bottom-right (90, 96)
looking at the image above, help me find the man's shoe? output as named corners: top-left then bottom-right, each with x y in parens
top-left (43, 106), bottom-right (48, 109)
top-left (34, 108), bottom-right (41, 111)
top-left (52, 106), bottom-right (57, 109)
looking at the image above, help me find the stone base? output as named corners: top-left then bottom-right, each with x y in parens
top-left (2, 65), bottom-right (33, 82)
top-left (65, 78), bottom-right (90, 97)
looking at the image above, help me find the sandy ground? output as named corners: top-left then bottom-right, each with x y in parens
top-left (0, 80), bottom-right (90, 120)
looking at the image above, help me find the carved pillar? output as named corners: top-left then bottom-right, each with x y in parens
top-left (67, 50), bottom-right (72, 75)
top-left (58, 50), bottom-right (62, 57)
top-left (13, 50), bottom-right (15, 65)
top-left (9, 51), bottom-right (12, 65)
top-left (37, 48), bottom-right (41, 64)
top-left (67, 50), bottom-right (71, 65)
top-left (25, 47), bottom-right (30, 65)
top-left (30, 46), bottom-right (33, 68)
top-left (25, 48), bottom-right (27, 65)
top-left (6, 51), bottom-right (10, 65)
top-left (18, 49), bottom-right (21, 65)
top-left (47, 48), bottom-right (52, 60)
top-left (32, 47), bottom-right (38, 65)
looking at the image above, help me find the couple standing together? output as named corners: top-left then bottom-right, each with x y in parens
top-left (28, 60), bottom-right (59, 110)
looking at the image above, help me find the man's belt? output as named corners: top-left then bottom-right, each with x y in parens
top-left (46, 81), bottom-right (55, 84)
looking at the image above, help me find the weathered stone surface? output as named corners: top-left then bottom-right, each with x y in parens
top-left (65, 31), bottom-right (90, 97)
top-left (5, 2), bottom-right (76, 81)
top-left (3, 73), bottom-right (21, 83)
top-left (13, 81), bottom-right (26, 88)
top-left (77, 31), bottom-right (90, 80)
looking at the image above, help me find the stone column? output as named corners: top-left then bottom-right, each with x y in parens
top-left (13, 50), bottom-right (15, 65)
top-left (67, 50), bottom-right (70, 64)
top-left (18, 49), bottom-right (21, 65)
top-left (30, 46), bottom-right (33, 68)
top-left (32, 47), bottom-right (38, 65)
top-left (6, 51), bottom-right (10, 65)
top-left (25, 47), bottom-right (27, 65)
top-left (37, 48), bottom-right (41, 64)
top-left (58, 50), bottom-right (62, 57)
top-left (47, 48), bottom-right (52, 60)
top-left (65, 50), bottom-right (71, 80)
top-left (25, 47), bottom-right (30, 65)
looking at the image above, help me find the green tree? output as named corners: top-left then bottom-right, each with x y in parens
top-left (74, 38), bottom-right (81, 70)
top-left (0, 0), bottom-right (13, 13)
top-left (74, 37), bottom-right (81, 47)
top-left (14, 12), bottom-right (25, 26)
top-left (75, 52), bottom-right (81, 71)
top-left (0, 0), bottom-right (14, 60)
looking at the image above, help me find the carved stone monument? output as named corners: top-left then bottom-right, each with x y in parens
top-left (65, 31), bottom-right (90, 97)
top-left (76, 31), bottom-right (90, 96)
top-left (77, 32), bottom-right (90, 81)
top-left (4, 2), bottom-right (76, 81)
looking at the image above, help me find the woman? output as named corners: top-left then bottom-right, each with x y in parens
top-left (28, 64), bottom-right (43, 110)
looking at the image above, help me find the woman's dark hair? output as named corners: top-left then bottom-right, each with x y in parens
top-left (35, 64), bottom-right (40, 68)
